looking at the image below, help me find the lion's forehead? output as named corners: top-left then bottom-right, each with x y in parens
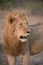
top-left (5, 11), bottom-right (28, 30)
top-left (9, 11), bottom-right (28, 20)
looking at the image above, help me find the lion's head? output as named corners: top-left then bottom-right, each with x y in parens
top-left (3, 10), bottom-right (31, 56)
top-left (4, 10), bottom-right (30, 43)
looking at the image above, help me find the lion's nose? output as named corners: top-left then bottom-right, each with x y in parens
top-left (27, 31), bottom-right (30, 33)
top-left (27, 31), bottom-right (30, 34)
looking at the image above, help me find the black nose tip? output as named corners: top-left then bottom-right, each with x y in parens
top-left (27, 31), bottom-right (30, 33)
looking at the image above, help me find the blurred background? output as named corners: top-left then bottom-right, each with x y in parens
top-left (0, 0), bottom-right (43, 15)
top-left (0, 0), bottom-right (43, 65)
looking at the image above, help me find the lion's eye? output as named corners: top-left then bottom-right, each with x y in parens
top-left (26, 23), bottom-right (28, 25)
top-left (20, 23), bottom-right (23, 25)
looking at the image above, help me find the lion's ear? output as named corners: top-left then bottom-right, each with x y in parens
top-left (9, 17), bottom-right (16, 24)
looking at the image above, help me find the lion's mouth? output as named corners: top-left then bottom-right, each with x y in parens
top-left (20, 36), bottom-right (27, 39)
top-left (19, 36), bottom-right (27, 42)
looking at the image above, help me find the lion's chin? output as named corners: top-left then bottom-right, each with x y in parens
top-left (19, 39), bottom-right (27, 42)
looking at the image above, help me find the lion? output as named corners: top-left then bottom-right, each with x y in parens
top-left (3, 10), bottom-right (30, 65)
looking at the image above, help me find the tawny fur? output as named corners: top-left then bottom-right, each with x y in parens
top-left (3, 10), bottom-right (30, 56)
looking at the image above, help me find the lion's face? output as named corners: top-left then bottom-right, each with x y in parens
top-left (15, 18), bottom-right (30, 42)
top-left (9, 13), bottom-right (30, 42)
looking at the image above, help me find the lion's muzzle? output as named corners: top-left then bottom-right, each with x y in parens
top-left (19, 31), bottom-right (30, 42)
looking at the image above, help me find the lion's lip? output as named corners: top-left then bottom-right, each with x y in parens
top-left (19, 36), bottom-right (27, 42)
top-left (20, 38), bottom-right (27, 42)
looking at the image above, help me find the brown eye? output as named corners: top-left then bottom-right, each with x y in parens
top-left (26, 23), bottom-right (28, 25)
top-left (20, 23), bottom-right (23, 25)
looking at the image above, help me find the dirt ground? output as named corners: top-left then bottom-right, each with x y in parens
top-left (0, 10), bottom-right (43, 65)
